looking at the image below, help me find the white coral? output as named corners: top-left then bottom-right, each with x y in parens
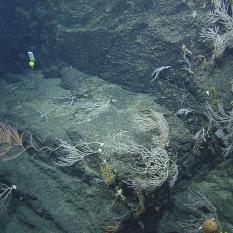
top-left (112, 132), bottom-right (173, 191)
top-left (200, 0), bottom-right (233, 60)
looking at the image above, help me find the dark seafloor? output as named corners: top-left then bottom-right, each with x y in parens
top-left (0, 0), bottom-right (233, 233)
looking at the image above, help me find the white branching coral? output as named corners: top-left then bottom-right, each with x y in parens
top-left (76, 99), bottom-right (111, 124)
top-left (0, 183), bottom-right (16, 217)
top-left (178, 192), bottom-right (219, 233)
top-left (112, 132), bottom-right (170, 191)
top-left (112, 109), bottom-right (177, 191)
top-left (208, 0), bottom-right (233, 30)
top-left (200, 0), bottom-right (233, 61)
top-left (206, 101), bottom-right (233, 158)
top-left (131, 109), bottom-right (169, 148)
top-left (150, 66), bottom-right (171, 82)
top-left (167, 161), bottom-right (179, 188)
top-left (206, 101), bottom-right (233, 126)
top-left (112, 128), bottom-right (177, 192)
top-left (151, 111), bottom-right (169, 148)
top-left (200, 26), bottom-right (220, 42)
top-left (184, 192), bottom-right (217, 215)
top-left (128, 148), bottom-right (170, 191)
top-left (132, 110), bottom-right (160, 133)
top-left (54, 139), bottom-right (103, 166)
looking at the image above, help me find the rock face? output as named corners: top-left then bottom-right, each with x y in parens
top-left (157, 160), bottom-right (233, 233)
top-left (0, 0), bottom-right (233, 232)
top-left (44, 0), bottom-right (201, 91)
top-left (1, 156), bottom-right (127, 233)
top-left (0, 0), bottom-right (202, 90)
top-left (0, 68), bottom-right (192, 232)
top-left (0, 0), bottom-right (212, 112)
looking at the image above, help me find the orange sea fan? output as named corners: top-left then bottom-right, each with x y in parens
top-left (0, 122), bottom-right (24, 159)
top-left (0, 121), bottom-right (60, 161)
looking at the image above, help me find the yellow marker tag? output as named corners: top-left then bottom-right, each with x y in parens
top-left (29, 60), bottom-right (35, 69)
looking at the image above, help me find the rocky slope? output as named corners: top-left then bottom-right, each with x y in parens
top-left (0, 0), bottom-right (233, 232)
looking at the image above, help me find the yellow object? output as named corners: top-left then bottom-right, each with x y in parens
top-left (202, 219), bottom-right (219, 233)
top-left (29, 60), bottom-right (35, 69)
top-left (100, 163), bottom-right (115, 186)
top-left (209, 84), bottom-right (220, 107)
